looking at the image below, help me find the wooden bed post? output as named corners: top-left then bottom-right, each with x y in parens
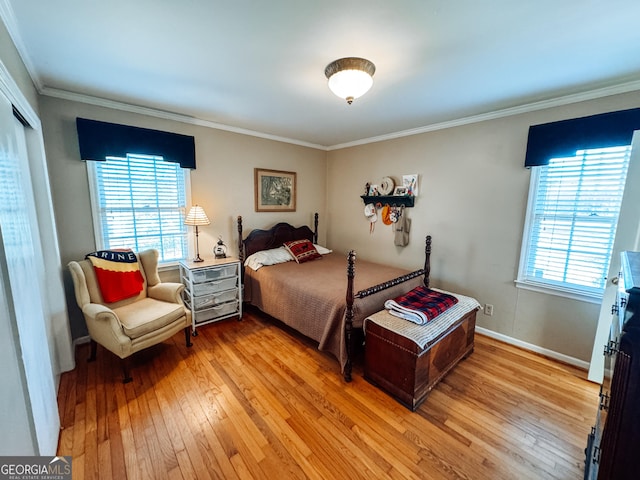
top-left (237, 216), bottom-right (244, 284)
top-left (235, 215), bottom-right (432, 385)
top-left (237, 216), bottom-right (244, 263)
top-left (313, 212), bottom-right (319, 244)
top-left (424, 235), bottom-right (432, 288)
top-left (344, 250), bottom-right (356, 383)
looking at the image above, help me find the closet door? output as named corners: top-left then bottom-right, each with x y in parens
top-left (589, 132), bottom-right (640, 382)
top-left (0, 91), bottom-right (59, 454)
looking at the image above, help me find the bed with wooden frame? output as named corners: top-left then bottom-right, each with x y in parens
top-left (237, 213), bottom-right (431, 382)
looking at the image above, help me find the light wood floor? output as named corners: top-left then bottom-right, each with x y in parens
top-left (57, 307), bottom-right (599, 479)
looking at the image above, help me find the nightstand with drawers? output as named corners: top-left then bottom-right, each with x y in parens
top-left (179, 257), bottom-right (242, 334)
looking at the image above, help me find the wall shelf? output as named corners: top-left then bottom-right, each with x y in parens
top-left (360, 195), bottom-right (415, 208)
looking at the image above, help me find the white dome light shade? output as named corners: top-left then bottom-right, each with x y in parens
top-left (325, 57), bottom-right (375, 104)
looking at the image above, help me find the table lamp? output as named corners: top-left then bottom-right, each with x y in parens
top-left (184, 205), bottom-right (210, 262)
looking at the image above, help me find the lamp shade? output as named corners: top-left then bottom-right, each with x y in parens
top-left (325, 57), bottom-right (376, 104)
top-left (184, 205), bottom-right (210, 226)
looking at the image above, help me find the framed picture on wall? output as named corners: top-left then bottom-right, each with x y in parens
top-left (402, 174), bottom-right (418, 196)
top-left (254, 168), bottom-right (297, 212)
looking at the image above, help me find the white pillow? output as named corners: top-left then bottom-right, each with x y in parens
top-left (244, 247), bottom-right (293, 271)
top-left (314, 244), bottom-right (333, 255)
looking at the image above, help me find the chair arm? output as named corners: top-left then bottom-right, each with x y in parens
top-left (82, 303), bottom-right (132, 358)
top-left (147, 282), bottom-right (185, 304)
top-left (83, 303), bottom-right (123, 327)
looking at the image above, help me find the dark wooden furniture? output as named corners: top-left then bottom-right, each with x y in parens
top-left (364, 303), bottom-right (477, 411)
top-left (236, 214), bottom-right (430, 382)
top-left (584, 251), bottom-right (640, 479)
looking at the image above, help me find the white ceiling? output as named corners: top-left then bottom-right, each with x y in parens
top-left (3, 0), bottom-right (640, 149)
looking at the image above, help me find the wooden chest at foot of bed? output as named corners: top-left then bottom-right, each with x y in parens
top-left (364, 309), bottom-right (477, 411)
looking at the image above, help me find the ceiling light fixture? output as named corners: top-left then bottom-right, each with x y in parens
top-left (324, 57), bottom-right (376, 105)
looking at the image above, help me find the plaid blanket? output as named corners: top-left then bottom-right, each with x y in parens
top-left (384, 286), bottom-right (458, 325)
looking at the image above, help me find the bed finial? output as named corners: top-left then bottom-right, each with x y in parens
top-left (424, 235), bottom-right (432, 288)
top-left (344, 250), bottom-right (356, 383)
top-left (237, 216), bottom-right (244, 263)
top-left (314, 212), bottom-right (319, 244)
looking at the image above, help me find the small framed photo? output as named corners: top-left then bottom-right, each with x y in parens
top-left (393, 186), bottom-right (408, 196)
top-left (368, 184), bottom-right (380, 196)
top-left (402, 174), bottom-right (418, 196)
top-left (254, 168), bottom-right (296, 212)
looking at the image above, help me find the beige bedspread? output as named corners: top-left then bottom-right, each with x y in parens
top-left (244, 252), bottom-right (424, 372)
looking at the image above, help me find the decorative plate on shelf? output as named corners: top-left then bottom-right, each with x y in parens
top-left (379, 176), bottom-right (395, 195)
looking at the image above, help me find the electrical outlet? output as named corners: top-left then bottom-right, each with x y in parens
top-left (484, 304), bottom-right (494, 316)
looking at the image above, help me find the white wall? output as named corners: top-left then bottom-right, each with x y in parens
top-left (40, 88), bottom-right (640, 364)
top-left (19, 5), bottom-right (639, 364)
top-left (327, 90), bottom-right (640, 363)
top-left (38, 96), bottom-right (328, 338)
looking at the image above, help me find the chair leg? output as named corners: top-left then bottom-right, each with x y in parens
top-left (121, 357), bottom-right (133, 384)
top-left (185, 326), bottom-right (193, 347)
top-left (88, 339), bottom-right (97, 362)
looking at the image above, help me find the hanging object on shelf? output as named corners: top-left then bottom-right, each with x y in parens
top-left (364, 203), bottom-right (377, 234)
top-left (389, 205), bottom-right (402, 224)
top-left (379, 176), bottom-right (395, 195)
top-left (381, 205), bottom-right (393, 225)
top-left (214, 236), bottom-right (227, 259)
top-left (393, 207), bottom-right (410, 247)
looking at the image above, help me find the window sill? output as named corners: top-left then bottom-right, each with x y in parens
top-left (514, 280), bottom-right (602, 304)
top-left (158, 262), bottom-right (180, 273)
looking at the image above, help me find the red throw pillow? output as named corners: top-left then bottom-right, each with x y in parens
top-left (283, 239), bottom-right (322, 264)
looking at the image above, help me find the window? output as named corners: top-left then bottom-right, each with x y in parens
top-left (517, 145), bottom-right (631, 300)
top-left (88, 154), bottom-right (189, 264)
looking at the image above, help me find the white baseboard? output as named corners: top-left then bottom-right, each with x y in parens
top-left (476, 326), bottom-right (590, 371)
top-left (71, 329), bottom-right (590, 372)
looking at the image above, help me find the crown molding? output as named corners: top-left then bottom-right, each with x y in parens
top-left (327, 79), bottom-right (640, 150)
top-left (0, 0), bottom-right (43, 91)
top-left (40, 86), bottom-right (328, 151)
top-left (3, 0), bottom-right (640, 151)
top-left (0, 57), bottom-right (40, 129)
top-left (6, 0), bottom-right (637, 153)
top-left (47, 77), bottom-right (640, 154)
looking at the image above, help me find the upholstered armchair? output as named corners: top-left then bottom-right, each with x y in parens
top-left (68, 249), bottom-right (192, 382)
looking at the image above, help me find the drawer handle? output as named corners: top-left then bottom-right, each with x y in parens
top-left (604, 339), bottom-right (619, 357)
top-left (599, 391), bottom-right (610, 411)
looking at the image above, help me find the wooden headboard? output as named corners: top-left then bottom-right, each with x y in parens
top-left (237, 214), bottom-right (319, 263)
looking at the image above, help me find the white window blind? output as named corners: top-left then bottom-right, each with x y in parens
top-left (88, 154), bottom-right (188, 263)
top-left (518, 145), bottom-right (631, 298)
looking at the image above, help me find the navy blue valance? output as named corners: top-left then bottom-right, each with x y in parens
top-left (76, 118), bottom-right (196, 169)
top-left (524, 107), bottom-right (640, 167)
